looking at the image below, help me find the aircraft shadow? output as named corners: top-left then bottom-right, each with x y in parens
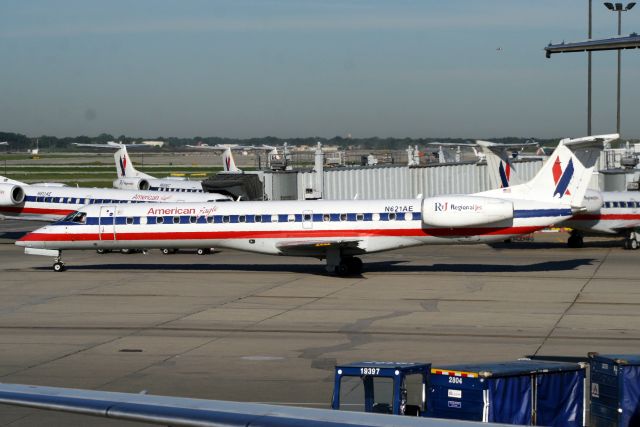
top-left (488, 240), bottom-right (623, 250)
top-left (34, 258), bottom-right (595, 275)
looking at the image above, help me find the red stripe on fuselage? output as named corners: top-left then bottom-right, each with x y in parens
top-left (0, 206), bottom-right (73, 216)
top-left (18, 226), bottom-right (544, 242)
top-left (571, 213), bottom-right (640, 221)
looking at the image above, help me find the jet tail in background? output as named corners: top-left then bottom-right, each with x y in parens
top-left (483, 134), bottom-right (617, 209)
top-left (113, 146), bottom-right (154, 180)
top-left (476, 141), bottom-right (522, 188)
top-left (221, 147), bottom-right (242, 173)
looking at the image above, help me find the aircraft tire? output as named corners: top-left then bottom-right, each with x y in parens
top-left (53, 262), bottom-right (65, 272)
top-left (334, 262), bottom-right (350, 277)
top-left (347, 257), bottom-right (363, 275)
top-left (567, 235), bottom-right (584, 248)
top-left (161, 248), bottom-right (171, 255)
top-left (632, 239), bottom-right (639, 250)
top-left (96, 249), bottom-right (108, 254)
top-left (196, 248), bottom-right (210, 256)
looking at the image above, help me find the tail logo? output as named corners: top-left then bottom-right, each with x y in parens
top-left (498, 161), bottom-right (511, 188)
top-left (119, 156), bottom-right (127, 177)
top-left (552, 156), bottom-right (574, 198)
top-left (225, 156), bottom-right (231, 171)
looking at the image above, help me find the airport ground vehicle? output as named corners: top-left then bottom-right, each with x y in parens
top-left (331, 362), bottom-right (429, 416)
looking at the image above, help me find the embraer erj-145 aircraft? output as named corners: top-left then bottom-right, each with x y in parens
top-left (18, 137), bottom-right (602, 274)
top-left (113, 145), bottom-right (205, 192)
top-left (478, 134), bottom-right (640, 249)
top-left (0, 176), bottom-right (232, 222)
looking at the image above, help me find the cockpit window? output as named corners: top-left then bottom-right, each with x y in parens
top-left (73, 212), bottom-right (87, 224)
top-left (62, 212), bottom-right (78, 222)
top-left (62, 212), bottom-right (87, 224)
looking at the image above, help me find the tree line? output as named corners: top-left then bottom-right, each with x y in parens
top-left (0, 131), bottom-right (581, 152)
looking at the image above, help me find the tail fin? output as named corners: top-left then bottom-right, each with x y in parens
top-left (222, 147), bottom-right (241, 173)
top-left (114, 146), bottom-right (154, 179)
top-left (477, 140), bottom-right (525, 189)
top-left (486, 134), bottom-right (617, 208)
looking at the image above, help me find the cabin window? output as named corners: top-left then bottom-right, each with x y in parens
top-left (157, 217), bottom-right (164, 224)
top-left (44, 197), bottom-right (51, 203)
top-left (126, 217), bottom-right (134, 225)
top-left (239, 215), bottom-right (246, 223)
top-left (388, 212), bottom-right (397, 221)
top-left (340, 213), bottom-right (348, 221)
top-left (223, 215), bottom-right (230, 223)
top-left (404, 212), bottom-right (413, 221)
top-left (207, 216), bottom-right (214, 224)
top-left (613, 202), bottom-right (619, 208)
top-left (140, 217), bottom-right (147, 225)
top-left (173, 216), bottom-right (180, 224)
top-left (303, 214), bottom-right (312, 222)
top-left (372, 213), bottom-right (380, 221)
top-left (323, 214), bottom-right (331, 222)
top-left (189, 216), bottom-right (197, 223)
top-left (255, 215), bottom-right (262, 223)
top-left (356, 213), bottom-right (364, 221)
top-left (288, 214), bottom-right (296, 222)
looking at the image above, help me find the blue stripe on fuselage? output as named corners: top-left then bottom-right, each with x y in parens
top-left (513, 209), bottom-right (572, 218)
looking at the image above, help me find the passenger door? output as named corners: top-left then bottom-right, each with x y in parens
top-left (99, 206), bottom-right (116, 241)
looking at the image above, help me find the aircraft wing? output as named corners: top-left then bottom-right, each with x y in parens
top-left (276, 239), bottom-right (364, 256)
top-left (0, 383), bottom-right (500, 427)
top-left (73, 142), bottom-right (152, 149)
top-left (475, 140), bottom-right (539, 150)
top-left (186, 144), bottom-right (258, 151)
top-left (425, 142), bottom-right (475, 147)
top-left (0, 214), bottom-right (58, 222)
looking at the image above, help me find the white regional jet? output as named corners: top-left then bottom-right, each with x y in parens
top-left (113, 145), bottom-right (206, 192)
top-left (0, 175), bottom-right (232, 222)
top-left (478, 134), bottom-right (640, 249)
top-left (17, 138), bottom-right (603, 274)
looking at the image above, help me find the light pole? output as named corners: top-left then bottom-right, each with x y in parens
top-left (604, 2), bottom-right (636, 135)
top-left (588, 0), bottom-right (592, 136)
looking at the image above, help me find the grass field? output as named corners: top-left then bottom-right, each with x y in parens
top-left (0, 154), bottom-right (228, 188)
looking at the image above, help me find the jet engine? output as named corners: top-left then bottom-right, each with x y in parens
top-left (113, 178), bottom-right (150, 191)
top-left (0, 183), bottom-right (26, 206)
top-left (422, 195), bottom-right (513, 227)
top-left (582, 189), bottom-right (603, 214)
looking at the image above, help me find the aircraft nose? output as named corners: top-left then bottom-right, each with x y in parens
top-left (15, 227), bottom-right (48, 248)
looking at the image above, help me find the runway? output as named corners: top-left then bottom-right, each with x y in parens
top-left (0, 219), bottom-right (639, 425)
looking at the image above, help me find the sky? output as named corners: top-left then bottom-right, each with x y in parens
top-left (1, 0), bottom-right (639, 139)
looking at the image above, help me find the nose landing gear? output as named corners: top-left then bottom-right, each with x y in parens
top-left (52, 254), bottom-right (65, 272)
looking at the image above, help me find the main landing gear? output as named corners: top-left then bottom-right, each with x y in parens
top-left (52, 254), bottom-right (65, 272)
top-left (624, 230), bottom-right (639, 250)
top-left (326, 248), bottom-right (363, 276)
top-left (567, 230), bottom-right (584, 248)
